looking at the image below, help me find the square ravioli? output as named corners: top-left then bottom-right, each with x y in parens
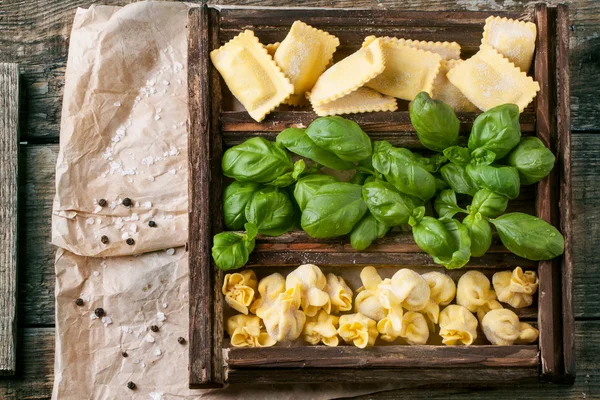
top-left (312, 87), bottom-right (397, 116)
top-left (363, 35), bottom-right (461, 60)
top-left (308, 38), bottom-right (386, 106)
top-left (431, 59), bottom-right (479, 112)
top-left (362, 37), bottom-right (442, 101)
top-left (210, 30), bottom-right (294, 122)
top-left (274, 21), bottom-right (340, 106)
top-left (482, 16), bottom-right (537, 72)
top-left (447, 45), bottom-right (540, 112)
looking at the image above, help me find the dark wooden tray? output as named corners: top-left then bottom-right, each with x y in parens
top-left (187, 4), bottom-right (574, 388)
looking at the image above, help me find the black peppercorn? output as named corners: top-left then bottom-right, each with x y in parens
top-left (148, 220), bottom-right (157, 227)
top-left (98, 198), bottom-right (107, 207)
top-left (101, 235), bottom-right (109, 244)
top-left (150, 325), bottom-right (159, 332)
top-left (178, 337), bottom-right (186, 344)
top-left (122, 198), bottom-right (132, 207)
top-left (122, 351), bottom-right (128, 358)
top-left (126, 238), bottom-right (135, 246)
top-left (94, 308), bottom-right (105, 317)
top-left (127, 381), bottom-right (136, 390)
top-left (75, 298), bottom-right (84, 306)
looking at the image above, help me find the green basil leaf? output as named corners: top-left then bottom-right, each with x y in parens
top-left (443, 146), bottom-right (472, 165)
top-left (413, 153), bottom-right (448, 173)
top-left (301, 182), bottom-right (368, 238)
top-left (439, 163), bottom-right (479, 196)
top-left (350, 212), bottom-right (390, 251)
top-left (434, 189), bottom-right (467, 219)
top-left (466, 164), bottom-right (521, 200)
top-left (463, 213), bottom-right (492, 257)
top-left (435, 177), bottom-right (450, 193)
top-left (222, 137), bottom-right (293, 183)
top-left (372, 141), bottom-right (436, 201)
top-left (468, 189), bottom-right (508, 218)
top-left (409, 216), bottom-right (456, 262)
top-left (489, 213), bottom-right (565, 260)
top-left (350, 171), bottom-right (369, 185)
top-left (276, 127), bottom-right (355, 170)
top-left (293, 174), bottom-right (339, 211)
top-left (306, 116), bottom-right (372, 162)
top-left (469, 104), bottom-right (521, 159)
top-left (506, 136), bottom-right (556, 185)
top-left (245, 187), bottom-right (295, 236)
top-left (438, 219), bottom-right (472, 269)
top-left (409, 92), bottom-right (460, 152)
top-left (363, 180), bottom-right (419, 226)
top-left (223, 181), bottom-right (260, 230)
top-left (211, 224), bottom-right (257, 271)
top-left (470, 148), bottom-right (496, 166)
top-left (266, 160), bottom-right (306, 188)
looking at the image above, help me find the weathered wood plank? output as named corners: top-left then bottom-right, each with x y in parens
top-left (0, 63), bottom-right (19, 376)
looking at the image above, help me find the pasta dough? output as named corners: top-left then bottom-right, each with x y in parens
top-left (210, 30), bottom-right (294, 122)
top-left (338, 313), bottom-right (379, 348)
top-left (456, 270), bottom-right (503, 322)
top-left (308, 38), bottom-right (386, 106)
top-left (362, 36), bottom-right (442, 101)
top-left (325, 273), bottom-right (353, 314)
top-left (312, 87), bottom-right (397, 117)
top-left (493, 267), bottom-right (539, 308)
top-left (400, 311), bottom-right (430, 345)
top-left (274, 21), bottom-right (340, 106)
top-left (420, 299), bottom-right (440, 332)
top-left (482, 16), bottom-right (537, 72)
top-left (421, 272), bottom-right (456, 306)
top-left (222, 269), bottom-right (258, 315)
top-left (286, 264), bottom-right (331, 317)
top-left (431, 59), bottom-right (479, 112)
top-left (250, 273), bottom-right (286, 318)
top-left (446, 44), bottom-right (540, 112)
top-left (354, 267), bottom-right (387, 321)
top-left (302, 310), bottom-right (340, 346)
top-left (263, 285), bottom-right (306, 342)
top-left (438, 305), bottom-right (479, 346)
top-left (383, 268), bottom-right (430, 312)
top-left (227, 314), bottom-right (276, 347)
top-left (481, 309), bottom-right (539, 345)
top-left (363, 35), bottom-right (460, 60)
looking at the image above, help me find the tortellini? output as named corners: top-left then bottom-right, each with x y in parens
top-left (384, 269), bottom-right (431, 312)
top-left (302, 310), bottom-right (340, 347)
top-left (286, 264), bottom-right (331, 317)
top-left (338, 313), bottom-right (378, 348)
top-left (493, 267), bottom-right (539, 308)
top-left (400, 311), bottom-right (430, 345)
top-left (250, 273), bottom-right (286, 318)
top-left (481, 309), bottom-right (539, 346)
top-left (222, 270), bottom-right (258, 315)
top-left (324, 273), bottom-right (353, 314)
top-left (420, 299), bottom-right (440, 332)
top-left (263, 285), bottom-right (306, 342)
top-left (354, 267), bottom-right (387, 322)
top-left (227, 314), bottom-right (276, 348)
top-left (438, 305), bottom-right (478, 346)
top-left (456, 271), bottom-right (503, 322)
top-left (421, 272), bottom-right (457, 306)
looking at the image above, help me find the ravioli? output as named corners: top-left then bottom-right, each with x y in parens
top-left (431, 59), bottom-right (479, 112)
top-left (312, 87), bottom-right (397, 117)
top-left (482, 16), bottom-right (537, 72)
top-left (363, 35), bottom-right (460, 60)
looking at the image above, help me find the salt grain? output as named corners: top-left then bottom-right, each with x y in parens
top-left (157, 108), bottom-right (162, 113)
top-left (114, 101), bottom-right (121, 107)
top-left (150, 392), bottom-right (164, 400)
top-left (145, 334), bottom-right (156, 343)
top-left (168, 169), bottom-right (176, 175)
top-left (148, 176), bottom-right (155, 182)
top-left (93, 271), bottom-right (100, 277)
top-left (162, 80), bottom-right (170, 86)
top-left (154, 115), bottom-right (161, 121)
top-left (133, 359), bottom-right (140, 364)
top-left (142, 201), bottom-right (152, 209)
top-left (121, 233), bottom-right (129, 240)
top-left (93, 205), bottom-right (103, 214)
top-left (131, 213), bottom-right (139, 221)
top-left (157, 312), bottom-right (166, 322)
top-left (86, 218), bottom-right (95, 225)
top-left (130, 224), bottom-right (138, 233)
top-left (121, 326), bottom-right (132, 334)
top-left (102, 316), bottom-right (112, 327)
top-left (90, 313), bottom-right (99, 320)
top-left (154, 348), bottom-right (162, 356)
top-left (162, 303), bottom-right (168, 309)
top-left (166, 248), bottom-right (175, 256)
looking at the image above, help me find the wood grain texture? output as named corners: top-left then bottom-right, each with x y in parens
top-left (0, 63), bottom-right (19, 376)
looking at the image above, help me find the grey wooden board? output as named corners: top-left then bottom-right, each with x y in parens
top-left (0, 63), bottom-right (19, 376)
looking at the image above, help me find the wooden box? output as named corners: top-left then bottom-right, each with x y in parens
top-left (187, 4), bottom-right (574, 388)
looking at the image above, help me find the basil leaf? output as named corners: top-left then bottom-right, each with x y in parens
top-left (276, 128), bottom-right (355, 170)
top-left (468, 189), bottom-right (508, 218)
top-left (293, 174), bottom-right (338, 211)
top-left (245, 187), bottom-right (295, 236)
top-left (434, 190), bottom-right (467, 219)
top-left (435, 177), bottom-right (450, 193)
top-left (413, 153), bottom-right (448, 173)
top-left (211, 222), bottom-right (257, 271)
top-left (223, 181), bottom-right (260, 230)
top-left (443, 146), bottom-right (472, 165)
top-left (506, 136), bottom-right (556, 185)
top-left (469, 104), bottom-right (521, 159)
top-left (463, 213), bottom-right (492, 257)
top-left (301, 182), bottom-right (368, 238)
top-left (266, 160), bottom-right (306, 188)
top-left (470, 148), bottom-right (496, 166)
top-left (438, 219), bottom-right (472, 269)
top-left (222, 137), bottom-right (293, 183)
top-left (466, 164), bottom-right (521, 200)
top-left (489, 213), bottom-right (565, 260)
top-left (409, 91), bottom-right (460, 152)
top-left (409, 215), bottom-right (456, 262)
top-left (306, 116), bottom-right (372, 162)
top-left (350, 212), bottom-right (390, 251)
top-left (440, 163), bottom-right (479, 196)
top-left (363, 180), bottom-right (419, 226)
top-left (372, 141), bottom-right (436, 201)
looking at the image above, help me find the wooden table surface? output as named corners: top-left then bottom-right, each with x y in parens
top-left (0, 0), bottom-right (598, 398)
